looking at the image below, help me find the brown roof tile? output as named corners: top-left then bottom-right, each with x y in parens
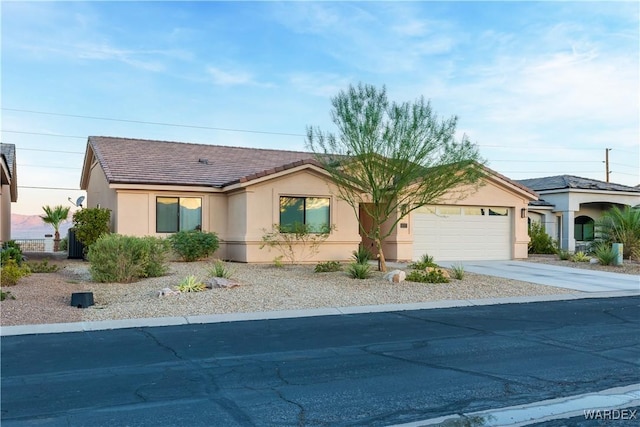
top-left (88, 136), bottom-right (319, 188)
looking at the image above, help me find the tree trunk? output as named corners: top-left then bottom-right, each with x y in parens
top-left (375, 238), bottom-right (387, 272)
top-left (54, 230), bottom-right (60, 252)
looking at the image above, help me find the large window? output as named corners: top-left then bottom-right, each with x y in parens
top-left (280, 196), bottom-right (330, 233)
top-left (574, 215), bottom-right (594, 241)
top-left (156, 197), bottom-right (202, 233)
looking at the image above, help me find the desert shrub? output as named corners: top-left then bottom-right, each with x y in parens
top-left (595, 206), bottom-right (640, 260)
top-left (571, 251), bottom-right (590, 263)
top-left (273, 256), bottom-right (284, 268)
top-left (59, 236), bottom-right (68, 252)
top-left (351, 246), bottom-right (372, 265)
top-left (406, 269), bottom-right (450, 284)
top-left (346, 262), bottom-right (371, 279)
top-left (26, 259), bottom-right (60, 273)
top-left (557, 249), bottom-right (572, 260)
top-left (0, 259), bottom-right (31, 286)
top-left (169, 230), bottom-right (219, 262)
top-left (1, 241), bottom-right (24, 266)
top-left (450, 263), bottom-right (465, 280)
top-left (1, 289), bottom-right (15, 301)
top-left (314, 261), bottom-right (342, 273)
top-left (72, 207), bottom-right (111, 250)
top-left (260, 223), bottom-right (334, 264)
top-left (528, 221), bottom-right (557, 254)
top-left (208, 259), bottom-right (233, 278)
top-left (174, 275), bottom-right (206, 292)
top-left (88, 234), bottom-right (170, 283)
top-left (593, 243), bottom-right (617, 266)
top-left (409, 253), bottom-right (437, 270)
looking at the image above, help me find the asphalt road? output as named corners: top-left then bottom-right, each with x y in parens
top-left (2, 296), bottom-right (639, 426)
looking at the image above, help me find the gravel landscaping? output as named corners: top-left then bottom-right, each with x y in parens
top-left (0, 252), bottom-right (608, 327)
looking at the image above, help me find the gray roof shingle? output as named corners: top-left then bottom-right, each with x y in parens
top-left (0, 143), bottom-right (16, 178)
top-left (517, 175), bottom-right (640, 193)
top-left (88, 136), bottom-right (320, 188)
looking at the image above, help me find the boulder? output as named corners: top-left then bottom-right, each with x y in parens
top-left (158, 287), bottom-right (181, 297)
top-left (383, 269), bottom-right (406, 283)
top-left (206, 277), bottom-right (241, 289)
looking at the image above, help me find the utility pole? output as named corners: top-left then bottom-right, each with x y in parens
top-left (605, 148), bottom-right (611, 183)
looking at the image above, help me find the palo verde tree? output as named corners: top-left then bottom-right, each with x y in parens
top-left (40, 205), bottom-right (71, 252)
top-left (306, 83), bottom-right (486, 272)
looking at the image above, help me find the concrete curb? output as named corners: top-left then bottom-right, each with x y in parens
top-left (2, 290), bottom-right (637, 337)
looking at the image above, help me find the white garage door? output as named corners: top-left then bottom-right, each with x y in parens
top-left (412, 206), bottom-right (512, 261)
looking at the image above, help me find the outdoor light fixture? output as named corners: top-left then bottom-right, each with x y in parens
top-left (521, 208), bottom-right (527, 218)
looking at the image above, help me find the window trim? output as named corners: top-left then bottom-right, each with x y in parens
top-left (156, 196), bottom-right (203, 233)
top-left (279, 195), bottom-right (331, 234)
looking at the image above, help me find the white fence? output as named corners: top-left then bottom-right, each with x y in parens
top-left (13, 236), bottom-right (54, 253)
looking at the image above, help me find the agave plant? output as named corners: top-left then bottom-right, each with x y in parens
top-left (595, 206), bottom-right (640, 260)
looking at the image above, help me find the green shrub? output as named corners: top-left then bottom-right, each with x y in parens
top-left (450, 263), bottom-right (465, 280)
top-left (593, 243), bottom-right (617, 266)
top-left (174, 275), bottom-right (206, 292)
top-left (169, 230), bottom-right (219, 262)
top-left (1, 289), bottom-right (15, 301)
top-left (595, 206), bottom-right (640, 260)
top-left (409, 253), bottom-right (437, 270)
top-left (406, 269), bottom-right (450, 284)
top-left (0, 259), bottom-right (31, 286)
top-left (72, 208), bottom-right (111, 250)
top-left (208, 259), bottom-right (233, 278)
top-left (59, 236), bottom-right (68, 252)
top-left (347, 262), bottom-right (371, 279)
top-left (351, 246), bottom-right (372, 265)
top-left (260, 222), bottom-right (334, 264)
top-left (273, 256), bottom-right (284, 268)
top-left (1, 241), bottom-right (24, 266)
top-left (314, 261), bottom-right (342, 273)
top-left (26, 259), bottom-right (60, 273)
top-left (571, 251), bottom-right (590, 263)
top-left (528, 221), bottom-right (557, 254)
top-left (88, 234), bottom-right (170, 283)
top-left (557, 249), bottom-right (572, 260)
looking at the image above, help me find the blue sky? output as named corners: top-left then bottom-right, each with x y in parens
top-left (2, 1), bottom-right (638, 215)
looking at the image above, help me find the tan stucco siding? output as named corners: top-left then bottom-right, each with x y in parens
top-left (0, 183), bottom-right (11, 242)
top-left (239, 170), bottom-right (361, 263)
top-left (86, 162), bottom-right (117, 230)
top-left (115, 192), bottom-right (150, 236)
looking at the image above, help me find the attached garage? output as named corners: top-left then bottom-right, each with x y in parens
top-left (412, 205), bottom-right (513, 261)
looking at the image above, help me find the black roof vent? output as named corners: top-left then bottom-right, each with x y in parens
top-left (198, 158), bottom-right (209, 165)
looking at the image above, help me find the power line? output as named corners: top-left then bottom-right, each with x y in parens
top-left (19, 186), bottom-right (81, 191)
top-left (1, 108), bottom-right (306, 137)
top-left (18, 164), bottom-right (81, 170)
top-left (1, 130), bottom-right (86, 139)
top-left (17, 147), bottom-right (85, 154)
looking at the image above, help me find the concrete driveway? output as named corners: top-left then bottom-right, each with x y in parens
top-left (438, 260), bottom-right (640, 293)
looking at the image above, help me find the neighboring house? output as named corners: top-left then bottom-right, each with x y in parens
top-left (517, 175), bottom-right (640, 252)
top-left (0, 143), bottom-right (18, 243)
top-left (80, 136), bottom-right (537, 262)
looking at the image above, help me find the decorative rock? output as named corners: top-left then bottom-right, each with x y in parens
top-left (425, 267), bottom-right (451, 279)
top-left (206, 277), bottom-right (241, 289)
top-left (589, 258), bottom-right (599, 264)
top-left (383, 269), bottom-right (406, 283)
top-left (158, 287), bottom-right (181, 297)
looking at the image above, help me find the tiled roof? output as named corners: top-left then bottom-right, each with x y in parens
top-left (516, 175), bottom-right (640, 193)
top-left (87, 136), bottom-right (321, 188)
top-left (0, 143), bottom-right (16, 177)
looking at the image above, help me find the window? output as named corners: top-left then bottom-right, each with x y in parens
top-left (156, 197), bottom-right (202, 233)
top-left (280, 196), bottom-right (330, 233)
top-left (574, 215), bottom-right (594, 241)
top-left (488, 208), bottom-right (509, 216)
top-left (464, 207), bottom-right (485, 216)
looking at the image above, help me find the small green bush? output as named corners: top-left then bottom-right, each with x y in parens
top-left (314, 261), bottom-right (342, 273)
top-left (571, 251), bottom-right (590, 263)
top-left (450, 263), bottom-right (465, 280)
top-left (1, 241), bottom-right (24, 266)
top-left (88, 234), bottom-right (170, 283)
top-left (59, 236), bottom-right (68, 252)
top-left (593, 243), bottom-right (617, 266)
top-left (72, 208), bottom-right (111, 250)
top-left (557, 249), bottom-right (572, 260)
top-left (528, 221), bottom-right (557, 254)
top-left (169, 230), bottom-right (219, 262)
top-left (351, 246), bottom-right (372, 265)
top-left (1, 289), bottom-right (15, 301)
top-left (409, 253), bottom-right (437, 270)
top-left (208, 259), bottom-right (233, 278)
top-left (347, 262), bottom-right (371, 279)
top-left (406, 269), bottom-right (450, 284)
top-left (174, 275), bottom-right (206, 292)
top-left (273, 256), bottom-right (284, 268)
top-left (26, 259), bottom-right (60, 273)
top-left (0, 259), bottom-right (31, 286)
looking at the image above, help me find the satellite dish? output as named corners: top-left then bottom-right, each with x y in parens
top-left (76, 196), bottom-right (85, 208)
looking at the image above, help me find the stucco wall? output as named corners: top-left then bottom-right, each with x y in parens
top-left (0, 183), bottom-right (10, 242)
top-left (86, 162), bottom-right (117, 230)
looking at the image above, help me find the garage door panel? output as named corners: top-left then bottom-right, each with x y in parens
top-left (412, 207), bottom-right (512, 261)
